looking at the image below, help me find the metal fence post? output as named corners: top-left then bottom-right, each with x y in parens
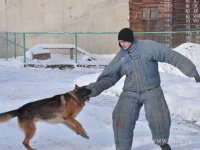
top-left (6, 32), bottom-right (8, 60)
top-left (14, 32), bottom-right (17, 58)
top-left (189, 31), bottom-right (192, 43)
top-left (75, 32), bottom-right (78, 64)
top-left (23, 32), bottom-right (26, 64)
top-left (186, 31), bottom-right (192, 43)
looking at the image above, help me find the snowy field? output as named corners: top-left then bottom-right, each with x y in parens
top-left (0, 43), bottom-right (200, 150)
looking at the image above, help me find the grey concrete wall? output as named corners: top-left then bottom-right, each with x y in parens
top-left (0, 0), bottom-right (129, 56)
top-left (0, 0), bottom-right (6, 31)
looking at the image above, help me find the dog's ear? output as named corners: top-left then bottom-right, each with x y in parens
top-left (75, 84), bottom-right (79, 89)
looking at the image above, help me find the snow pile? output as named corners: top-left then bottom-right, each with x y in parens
top-left (26, 44), bottom-right (106, 66)
top-left (0, 57), bottom-right (24, 67)
top-left (174, 43), bottom-right (200, 70)
top-left (27, 44), bottom-right (92, 59)
top-left (159, 43), bottom-right (200, 76)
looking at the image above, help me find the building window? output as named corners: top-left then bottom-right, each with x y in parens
top-left (143, 9), bottom-right (150, 20)
top-left (151, 9), bottom-right (158, 19)
top-left (142, 9), bottom-right (158, 20)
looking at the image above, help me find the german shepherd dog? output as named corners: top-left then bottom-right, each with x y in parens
top-left (0, 85), bottom-right (91, 150)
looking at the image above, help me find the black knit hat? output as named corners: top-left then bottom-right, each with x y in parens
top-left (118, 28), bottom-right (134, 42)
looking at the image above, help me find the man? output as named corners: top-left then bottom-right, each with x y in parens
top-left (86, 28), bottom-right (200, 150)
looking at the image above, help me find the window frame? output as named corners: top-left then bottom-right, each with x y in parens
top-left (142, 8), bottom-right (158, 20)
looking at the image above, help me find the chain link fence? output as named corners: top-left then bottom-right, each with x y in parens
top-left (0, 32), bottom-right (24, 59)
top-left (0, 31), bottom-right (200, 67)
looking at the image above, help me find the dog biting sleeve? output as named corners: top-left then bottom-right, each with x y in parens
top-left (87, 52), bottom-right (124, 97)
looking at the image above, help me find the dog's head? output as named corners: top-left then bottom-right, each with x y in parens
top-left (72, 85), bottom-right (91, 102)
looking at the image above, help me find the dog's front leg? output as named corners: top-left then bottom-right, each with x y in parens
top-left (63, 116), bottom-right (89, 139)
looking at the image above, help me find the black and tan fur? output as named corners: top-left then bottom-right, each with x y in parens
top-left (0, 85), bottom-right (91, 150)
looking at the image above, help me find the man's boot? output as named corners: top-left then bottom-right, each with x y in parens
top-left (160, 144), bottom-right (171, 150)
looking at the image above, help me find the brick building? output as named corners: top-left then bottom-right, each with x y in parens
top-left (129, 0), bottom-right (200, 47)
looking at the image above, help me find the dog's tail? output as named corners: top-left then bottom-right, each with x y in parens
top-left (0, 109), bottom-right (19, 123)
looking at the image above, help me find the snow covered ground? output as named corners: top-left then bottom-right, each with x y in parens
top-left (0, 43), bottom-right (200, 150)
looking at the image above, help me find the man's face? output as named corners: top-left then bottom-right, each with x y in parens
top-left (119, 40), bottom-right (132, 50)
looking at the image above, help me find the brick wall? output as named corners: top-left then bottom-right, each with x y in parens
top-left (129, 0), bottom-right (200, 47)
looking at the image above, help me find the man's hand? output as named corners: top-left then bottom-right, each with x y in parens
top-left (194, 74), bottom-right (200, 83)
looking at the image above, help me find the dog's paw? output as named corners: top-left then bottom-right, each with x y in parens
top-left (77, 130), bottom-right (89, 139)
top-left (81, 134), bottom-right (89, 139)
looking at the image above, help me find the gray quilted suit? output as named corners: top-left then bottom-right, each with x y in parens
top-left (87, 40), bottom-right (199, 150)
